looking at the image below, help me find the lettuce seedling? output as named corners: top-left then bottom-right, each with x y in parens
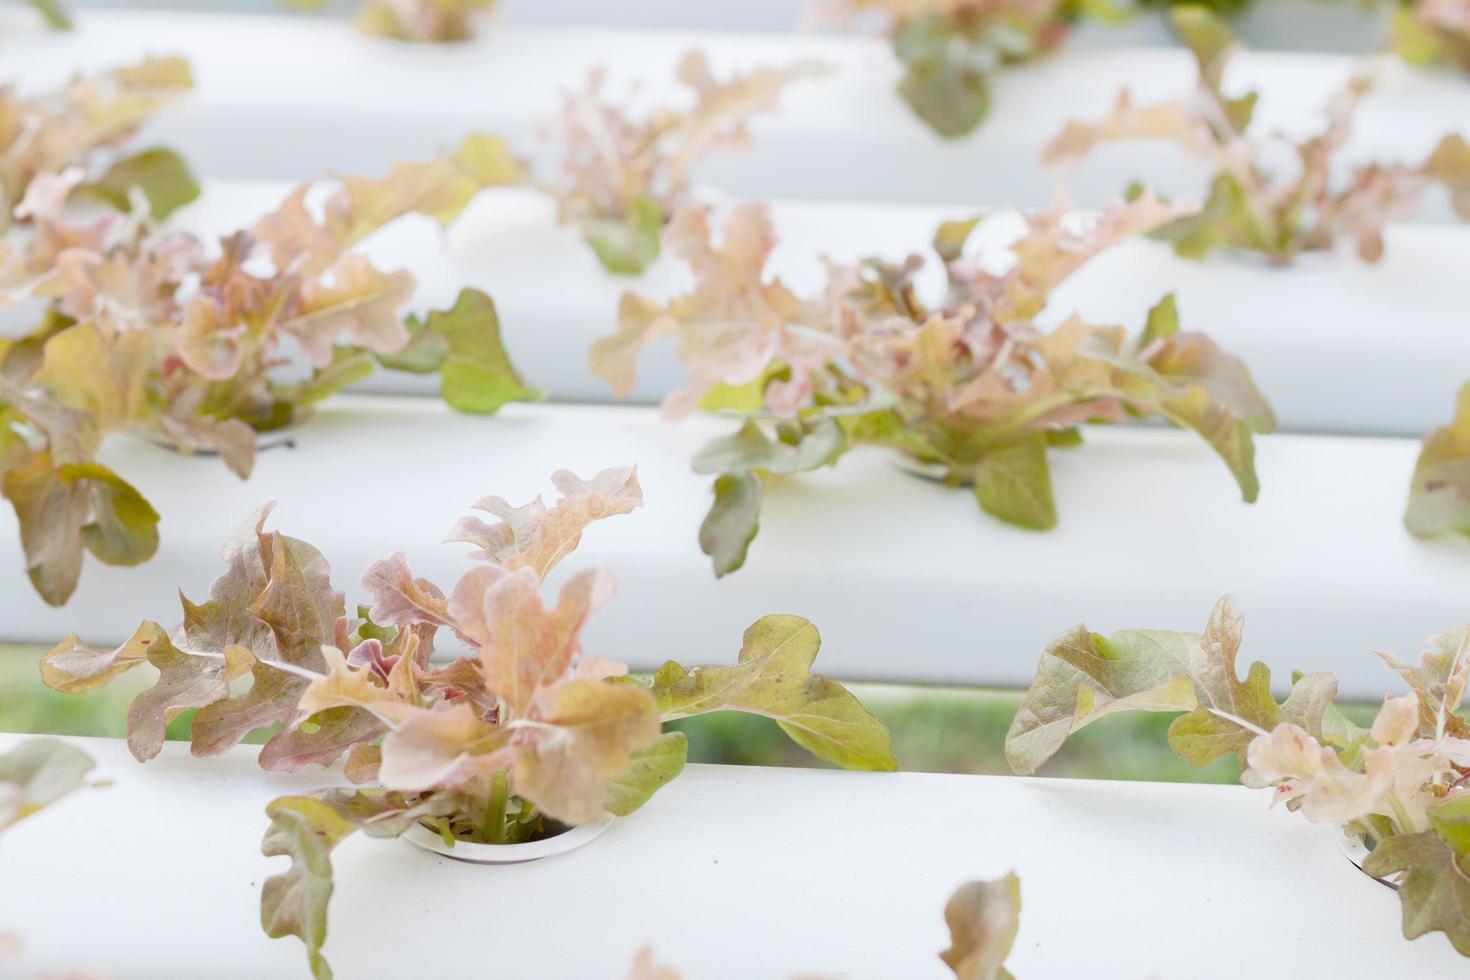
top-left (0, 136), bottom-right (534, 606)
top-left (594, 195), bottom-right (1274, 576)
top-left (39, 466), bottom-right (896, 979)
top-left (1, 57), bottom-right (197, 231)
top-left (1046, 6), bottom-right (1470, 263)
top-left (541, 51), bottom-right (827, 275)
top-left (630, 872), bottom-right (1022, 979)
top-left (1405, 382), bottom-right (1470, 539)
top-left (1007, 595), bottom-right (1470, 957)
top-left (1391, 0), bottom-right (1470, 70)
top-left (812, 0), bottom-right (1105, 138)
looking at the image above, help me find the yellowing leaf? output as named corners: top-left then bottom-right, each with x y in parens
top-left (653, 614), bottom-right (897, 771)
top-left (940, 873), bottom-right (1022, 980)
top-left (1406, 383), bottom-right (1470, 538)
top-left (973, 437), bottom-right (1057, 531)
top-left (1006, 596), bottom-right (1317, 774)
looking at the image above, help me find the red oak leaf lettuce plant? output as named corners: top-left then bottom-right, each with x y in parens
top-left (1007, 595), bottom-right (1470, 957)
top-left (1045, 5), bottom-right (1470, 263)
top-left (1405, 382), bottom-right (1470, 539)
top-left (809, 0), bottom-right (1112, 138)
top-left (0, 135), bottom-right (534, 606)
top-left (38, 466), bottom-right (896, 979)
top-left (540, 51), bottom-right (827, 275)
top-left (592, 194), bottom-right (1274, 576)
top-left (1, 56), bottom-right (197, 231)
top-left (629, 872), bottom-right (1022, 979)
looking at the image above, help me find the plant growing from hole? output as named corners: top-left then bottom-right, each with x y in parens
top-left (0, 135), bottom-right (536, 606)
top-left (1044, 6), bottom-right (1470, 263)
top-left (592, 195), bottom-right (1274, 577)
top-left (1006, 594), bottom-right (1470, 957)
top-left (630, 872), bottom-right (1022, 979)
top-left (1, 56), bottom-right (197, 230)
top-left (809, 1), bottom-right (1121, 139)
top-left (282, 0), bottom-right (498, 41)
top-left (539, 51), bottom-right (827, 276)
top-left (1404, 381), bottom-right (1470, 540)
top-left (38, 466), bottom-right (896, 979)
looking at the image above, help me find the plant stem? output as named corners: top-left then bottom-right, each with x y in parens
top-left (481, 770), bottom-right (509, 845)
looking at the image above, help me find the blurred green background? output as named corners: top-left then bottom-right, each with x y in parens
top-left (1, 644), bottom-right (1384, 784)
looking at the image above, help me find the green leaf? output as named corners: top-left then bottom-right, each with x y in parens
top-left (585, 196), bottom-right (666, 276)
top-left (4, 454), bottom-right (160, 606)
top-left (1406, 383), bottom-right (1470, 538)
top-left (699, 471), bottom-right (761, 578)
top-left (261, 796), bottom-right (358, 980)
top-left (653, 614), bottom-right (898, 771)
top-left (973, 437), bottom-right (1057, 530)
top-left (261, 790), bottom-right (461, 980)
top-left (401, 289), bottom-right (538, 414)
top-left (61, 462), bottom-right (161, 566)
top-left (894, 15), bottom-right (992, 139)
top-left (691, 417), bottom-right (844, 477)
top-left (605, 731), bottom-right (688, 816)
top-left (75, 147), bottom-right (200, 220)
top-left (1362, 808), bottom-right (1470, 957)
top-left (940, 873), bottom-right (1021, 980)
top-left (1138, 293), bottom-right (1180, 348)
top-left (1006, 595), bottom-right (1321, 774)
top-left (25, 0), bottom-right (71, 29)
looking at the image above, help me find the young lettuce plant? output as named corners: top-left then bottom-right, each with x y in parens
top-left (810, 0), bottom-right (1110, 138)
top-left (1, 56), bottom-right (197, 230)
top-left (0, 135), bottom-right (534, 606)
top-left (37, 466), bottom-right (896, 979)
top-left (1045, 6), bottom-right (1470, 263)
top-left (541, 51), bottom-right (827, 275)
top-left (592, 195), bottom-right (1274, 576)
top-left (630, 872), bottom-right (1022, 979)
top-left (1007, 595), bottom-right (1470, 957)
top-left (1404, 382), bottom-right (1470, 539)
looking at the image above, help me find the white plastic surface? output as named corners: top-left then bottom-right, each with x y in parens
top-left (1, 10), bottom-right (1464, 215)
top-left (148, 179), bottom-right (1470, 436)
top-left (58, 0), bottom-right (1398, 53)
top-left (0, 396), bottom-right (1462, 699)
top-left (0, 733), bottom-right (1461, 978)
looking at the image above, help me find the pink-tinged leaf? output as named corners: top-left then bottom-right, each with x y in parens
top-left (474, 567), bottom-right (615, 718)
top-left (287, 256), bottom-right (415, 369)
top-left (360, 551), bottom-right (451, 628)
top-left (446, 465), bottom-right (642, 579)
top-left (512, 678), bottom-right (662, 825)
top-left (377, 701), bottom-right (512, 792)
top-left (258, 706), bottom-right (386, 774)
top-left (121, 622), bottom-right (255, 762)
